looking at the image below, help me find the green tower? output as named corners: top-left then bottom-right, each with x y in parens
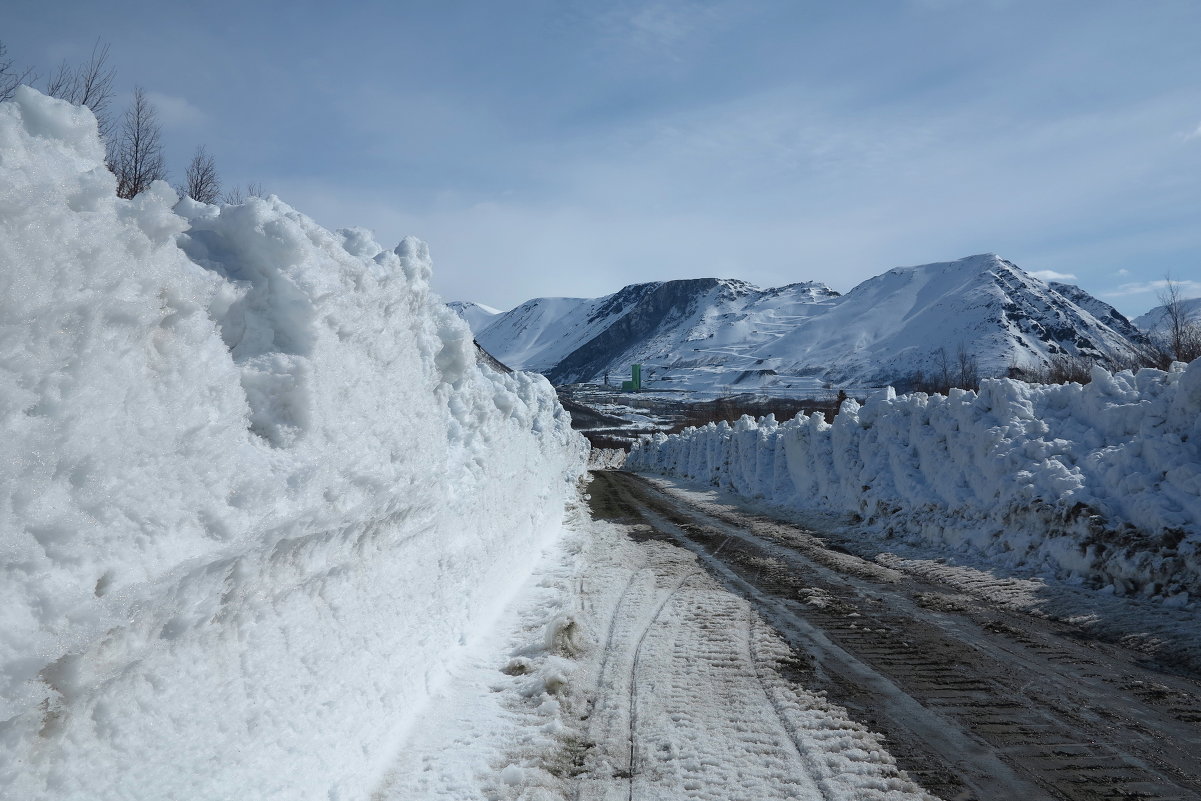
top-left (622, 364), bottom-right (642, 392)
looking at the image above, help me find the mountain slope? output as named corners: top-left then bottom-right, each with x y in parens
top-left (475, 278), bottom-right (841, 390)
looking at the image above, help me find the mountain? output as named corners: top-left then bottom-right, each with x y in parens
top-left (446, 300), bottom-right (501, 331)
top-left (467, 255), bottom-right (1150, 393)
top-left (473, 278), bottom-right (841, 391)
top-left (1132, 297), bottom-right (1201, 335)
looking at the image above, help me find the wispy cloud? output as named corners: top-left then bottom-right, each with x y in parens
top-left (1030, 269), bottom-right (1077, 282)
top-left (596, 0), bottom-right (729, 58)
top-left (1183, 121), bottom-right (1201, 141)
top-left (1103, 279), bottom-right (1201, 298)
top-left (145, 91), bottom-right (206, 130)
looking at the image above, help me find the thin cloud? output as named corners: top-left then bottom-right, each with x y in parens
top-left (1103, 279), bottom-right (1201, 298)
top-left (144, 91), bottom-right (206, 130)
top-left (1030, 269), bottom-right (1077, 282)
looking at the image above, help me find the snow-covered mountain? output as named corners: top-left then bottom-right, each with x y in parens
top-left (467, 255), bottom-right (1149, 392)
top-left (1133, 297), bottom-right (1201, 335)
top-left (474, 278), bottom-right (841, 391)
top-left (446, 299), bottom-right (501, 331)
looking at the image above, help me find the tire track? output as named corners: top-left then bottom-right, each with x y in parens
top-left (626, 571), bottom-right (700, 801)
top-left (744, 613), bottom-right (839, 801)
top-left (589, 471), bottom-right (936, 800)
top-left (598, 470), bottom-right (1201, 801)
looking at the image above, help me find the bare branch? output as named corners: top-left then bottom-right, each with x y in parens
top-left (0, 41), bottom-right (37, 103)
top-left (42, 40), bottom-right (116, 142)
top-left (222, 182), bottom-right (267, 204)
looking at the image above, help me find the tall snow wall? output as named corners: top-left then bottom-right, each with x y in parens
top-left (0, 88), bottom-right (588, 800)
top-left (628, 364), bottom-right (1201, 601)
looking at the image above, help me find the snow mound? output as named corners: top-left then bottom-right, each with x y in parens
top-left (0, 87), bottom-right (587, 800)
top-left (628, 364), bottom-right (1201, 600)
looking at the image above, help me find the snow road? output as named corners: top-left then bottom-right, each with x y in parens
top-left (591, 471), bottom-right (1201, 801)
top-left (376, 471), bottom-right (1201, 799)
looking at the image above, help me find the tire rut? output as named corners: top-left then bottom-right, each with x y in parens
top-left (592, 470), bottom-right (1201, 801)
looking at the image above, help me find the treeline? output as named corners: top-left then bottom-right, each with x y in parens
top-left (0, 40), bottom-right (262, 204)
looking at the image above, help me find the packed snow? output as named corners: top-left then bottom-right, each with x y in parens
top-left (628, 364), bottom-right (1201, 602)
top-left (376, 486), bottom-right (935, 801)
top-left (0, 87), bottom-right (587, 800)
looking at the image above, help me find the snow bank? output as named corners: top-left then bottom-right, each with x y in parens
top-left (628, 363), bottom-right (1201, 601)
top-left (0, 87), bottom-right (587, 800)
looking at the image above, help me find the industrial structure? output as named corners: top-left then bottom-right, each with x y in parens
top-left (621, 364), bottom-right (642, 392)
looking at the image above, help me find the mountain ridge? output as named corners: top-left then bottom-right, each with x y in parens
top-left (454, 255), bottom-right (1150, 393)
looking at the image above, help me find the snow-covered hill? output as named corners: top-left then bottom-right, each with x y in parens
top-left (468, 255), bottom-right (1148, 392)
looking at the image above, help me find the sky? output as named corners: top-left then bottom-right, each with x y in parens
top-left (5, 0), bottom-right (1201, 317)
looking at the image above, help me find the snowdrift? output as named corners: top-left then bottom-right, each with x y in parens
top-left (0, 87), bottom-right (587, 800)
top-left (628, 364), bottom-right (1201, 602)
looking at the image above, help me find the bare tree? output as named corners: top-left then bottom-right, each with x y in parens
top-left (956, 343), bottom-right (980, 390)
top-left (221, 181), bottom-right (267, 204)
top-left (0, 41), bottom-right (37, 102)
top-left (112, 87), bottom-right (167, 199)
top-left (1156, 276), bottom-right (1201, 363)
top-left (182, 145), bottom-right (221, 203)
top-left (43, 40), bottom-right (116, 142)
top-left (933, 347), bottom-right (951, 393)
top-left (908, 343), bottom-right (983, 393)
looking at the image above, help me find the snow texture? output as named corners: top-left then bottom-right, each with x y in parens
top-left (377, 494), bottom-right (934, 801)
top-left (587, 447), bottom-right (628, 470)
top-left (0, 87), bottom-right (587, 800)
top-left (628, 364), bottom-right (1201, 601)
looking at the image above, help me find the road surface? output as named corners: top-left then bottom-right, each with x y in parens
top-left (584, 469), bottom-right (1201, 801)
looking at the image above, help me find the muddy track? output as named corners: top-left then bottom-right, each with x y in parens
top-left (589, 470), bottom-right (1201, 801)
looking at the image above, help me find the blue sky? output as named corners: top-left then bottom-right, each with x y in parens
top-left (6, 0), bottom-right (1201, 316)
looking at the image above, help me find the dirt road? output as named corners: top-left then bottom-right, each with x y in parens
top-left (587, 470), bottom-right (1201, 801)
